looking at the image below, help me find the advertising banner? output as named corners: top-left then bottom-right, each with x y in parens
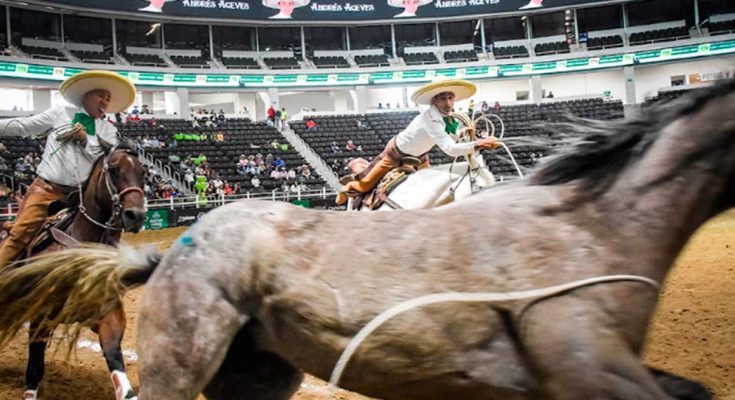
top-left (170, 207), bottom-right (215, 226)
top-left (0, 39), bottom-right (732, 88)
top-left (144, 209), bottom-right (170, 230)
top-left (42, 0), bottom-right (619, 22)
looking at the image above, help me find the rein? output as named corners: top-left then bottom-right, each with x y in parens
top-left (325, 274), bottom-right (660, 394)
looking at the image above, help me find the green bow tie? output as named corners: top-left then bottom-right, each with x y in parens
top-left (71, 113), bottom-right (96, 135)
top-left (443, 116), bottom-right (458, 135)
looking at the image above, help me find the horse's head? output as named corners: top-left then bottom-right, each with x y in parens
top-left (90, 144), bottom-right (146, 233)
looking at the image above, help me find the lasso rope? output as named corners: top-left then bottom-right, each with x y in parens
top-left (306, 274), bottom-right (660, 399)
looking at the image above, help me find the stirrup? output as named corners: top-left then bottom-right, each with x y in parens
top-left (23, 390), bottom-right (38, 400)
top-left (339, 174), bottom-right (356, 185)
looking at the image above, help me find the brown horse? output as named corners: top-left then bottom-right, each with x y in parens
top-left (0, 143), bottom-right (146, 400)
top-left (4, 81), bottom-right (735, 399)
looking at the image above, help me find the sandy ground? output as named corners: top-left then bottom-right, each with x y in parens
top-left (0, 209), bottom-right (733, 400)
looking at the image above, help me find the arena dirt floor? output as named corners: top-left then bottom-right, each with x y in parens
top-left (0, 209), bottom-right (733, 400)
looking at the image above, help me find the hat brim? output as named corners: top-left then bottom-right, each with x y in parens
top-left (60, 71), bottom-right (136, 114)
top-left (411, 79), bottom-right (476, 105)
top-left (388, 0), bottom-right (431, 6)
top-left (262, 0), bottom-right (309, 9)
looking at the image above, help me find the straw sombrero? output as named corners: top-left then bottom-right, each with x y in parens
top-left (262, 0), bottom-right (309, 8)
top-left (411, 78), bottom-right (476, 105)
top-left (60, 70), bottom-right (136, 114)
top-left (387, 0), bottom-right (431, 7)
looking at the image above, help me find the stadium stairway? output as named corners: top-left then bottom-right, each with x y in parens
top-left (137, 146), bottom-right (195, 196)
top-left (279, 126), bottom-right (342, 191)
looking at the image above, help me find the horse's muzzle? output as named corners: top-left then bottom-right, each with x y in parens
top-left (122, 207), bottom-right (146, 233)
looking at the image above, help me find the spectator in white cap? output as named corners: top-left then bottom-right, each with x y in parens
top-left (0, 70), bottom-right (136, 267)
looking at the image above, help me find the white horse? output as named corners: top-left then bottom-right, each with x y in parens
top-left (348, 111), bottom-right (511, 211)
top-left (349, 154), bottom-right (496, 211)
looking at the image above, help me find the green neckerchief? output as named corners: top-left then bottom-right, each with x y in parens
top-left (71, 112), bottom-right (96, 135)
top-left (443, 116), bottom-right (458, 135)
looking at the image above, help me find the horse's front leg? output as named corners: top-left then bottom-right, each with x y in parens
top-left (24, 321), bottom-right (52, 400)
top-left (520, 296), bottom-right (670, 400)
top-left (95, 304), bottom-right (136, 400)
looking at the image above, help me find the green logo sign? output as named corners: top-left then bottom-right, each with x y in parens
top-left (144, 209), bottom-right (169, 230)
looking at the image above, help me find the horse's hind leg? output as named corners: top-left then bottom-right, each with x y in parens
top-left (202, 323), bottom-right (303, 400)
top-left (24, 322), bottom-right (51, 400)
top-left (95, 304), bottom-right (136, 400)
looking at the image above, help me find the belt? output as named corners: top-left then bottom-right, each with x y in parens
top-left (392, 139), bottom-right (428, 160)
top-left (37, 177), bottom-right (77, 195)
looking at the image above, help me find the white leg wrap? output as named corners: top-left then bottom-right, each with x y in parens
top-left (110, 370), bottom-right (137, 400)
top-left (22, 389), bottom-right (38, 400)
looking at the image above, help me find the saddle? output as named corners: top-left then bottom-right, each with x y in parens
top-left (345, 156), bottom-right (420, 211)
top-left (0, 197), bottom-right (79, 264)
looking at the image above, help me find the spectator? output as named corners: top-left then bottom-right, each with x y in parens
top-left (251, 176), bottom-right (261, 190)
top-left (481, 101), bottom-right (489, 113)
top-left (305, 119), bottom-right (317, 130)
top-left (378, 103), bottom-right (383, 109)
top-left (494, 101), bottom-right (501, 110)
top-left (223, 181), bottom-right (233, 195)
top-left (287, 168), bottom-right (297, 180)
top-left (271, 139), bottom-right (280, 149)
top-left (191, 117), bottom-right (201, 129)
top-left (267, 105), bottom-right (276, 126)
top-left (468, 99), bottom-right (475, 116)
top-left (280, 108), bottom-right (289, 130)
top-left (345, 140), bottom-right (356, 152)
top-left (546, 91), bottom-right (554, 98)
top-left (272, 156), bottom-right (286, 169)
top-left (274, 107), bottom-right (282, 129)
top-left (184, 169), bottom-right (195, 185)
top-left (330, 141), bottom-right (340, 153)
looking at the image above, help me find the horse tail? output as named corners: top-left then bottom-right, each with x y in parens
top-left (0, 244), bottom-right (162, 350)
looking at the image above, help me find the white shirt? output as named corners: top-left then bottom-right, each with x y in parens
top-left (0, 105), bottom-right (119, 186)
top-left (394, 105), bottom-right (475, 158)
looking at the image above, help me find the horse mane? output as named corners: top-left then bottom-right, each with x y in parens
top-left (529, 79), bottom-right (735, 202)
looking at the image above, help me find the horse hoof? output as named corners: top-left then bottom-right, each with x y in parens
top-left (22, 390), bottom-right (38, 400)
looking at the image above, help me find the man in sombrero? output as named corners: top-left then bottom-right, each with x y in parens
top-left (0, 70), bottom-right (136, 269)
top-left (264, 0), bottom-right (310, 19)
top-left (335, 78), bottom-right (498, 205)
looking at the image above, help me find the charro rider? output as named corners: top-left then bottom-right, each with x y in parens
top-left (0, 70), bottom-right (136, 268)
top-left (335, 78), bottom-right (498, 205)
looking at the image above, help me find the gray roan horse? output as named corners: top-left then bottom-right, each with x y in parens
top-left (4, 81), bottom-right (735, 400)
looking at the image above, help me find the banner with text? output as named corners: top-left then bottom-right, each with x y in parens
top-left (43, 0), bottom-right (619, 22)
top-left (0, 40), bottom-right (732, 89)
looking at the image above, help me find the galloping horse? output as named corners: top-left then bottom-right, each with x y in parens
top-left (5, 81), bottom-right (735, 399)
top-left (0, 143), bottom-right (146, 400)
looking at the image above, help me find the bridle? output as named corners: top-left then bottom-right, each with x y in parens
top-left (78, 146), bottom-right (145, 233)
